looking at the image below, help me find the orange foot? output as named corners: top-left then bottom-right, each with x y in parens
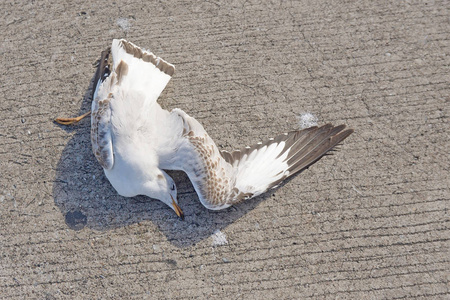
top-left (55, 111), bottom-right (91, 125)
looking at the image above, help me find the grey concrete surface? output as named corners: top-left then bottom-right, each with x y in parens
top-left (1, 0), bottom-right (449, 299)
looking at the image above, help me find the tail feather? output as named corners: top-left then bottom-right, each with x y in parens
top-left (110, 39), bottom-right (174, 99)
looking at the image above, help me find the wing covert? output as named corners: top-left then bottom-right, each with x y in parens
top-left (91, 95), bottom-right (114, 170)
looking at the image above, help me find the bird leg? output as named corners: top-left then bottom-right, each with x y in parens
top-left (55, 111), bottom-right (91, 125)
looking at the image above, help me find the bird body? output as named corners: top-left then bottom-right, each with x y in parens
top-left (89, 39), bottom-right (353, 218)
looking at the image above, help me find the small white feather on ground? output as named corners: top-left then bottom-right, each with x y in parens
top-left (211, 229), bottom-right (228, 246)
top-left (297, 112), bottom-right (318, 129)
top-left (116, 18), bottom-right (132, 32)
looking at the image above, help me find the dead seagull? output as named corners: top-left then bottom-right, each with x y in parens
top-left (56, 39), bottom-right (353, 219)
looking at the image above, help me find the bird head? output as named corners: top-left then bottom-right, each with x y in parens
top-left (143, 171), bottom-right (183, 220)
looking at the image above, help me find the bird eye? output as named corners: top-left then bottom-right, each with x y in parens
top-left (170, 183), bottom-right (175, 191)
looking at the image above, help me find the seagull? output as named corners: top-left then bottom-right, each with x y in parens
top-left (56, 39), bottom-right (353, 219)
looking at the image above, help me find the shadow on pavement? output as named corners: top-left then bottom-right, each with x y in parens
top-left (52, 77), bottom-right (267, 248)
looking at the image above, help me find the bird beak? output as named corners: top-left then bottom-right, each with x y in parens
top-left (171, 195), bottom-right (184, 220)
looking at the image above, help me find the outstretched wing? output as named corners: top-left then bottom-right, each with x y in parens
top-left (169, 109), bottom-right (353, 210)
top-left (91, 39), bottom-right (175, 170)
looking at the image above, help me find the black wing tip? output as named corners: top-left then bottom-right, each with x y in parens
top-left (333, 127), bottom-right (354, 142)
top-left (318, 124), bottom-right (354, 143)
top-left (284, 123), bottom-right (353, 175)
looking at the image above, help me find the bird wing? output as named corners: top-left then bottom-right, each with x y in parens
top-left (91, 39), bottom-right (175, 170)
top-left (221, 124), bottom-right (354, 194)
top-left (169, 109), bottom-right (353, 210)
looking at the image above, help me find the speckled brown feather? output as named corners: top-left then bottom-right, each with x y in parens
top-left (91, 94), bottom-right (114, 170)
top-left (186, 132), bottom-right (234, 206)
top-left (90, 48), bottom-right (115, 170)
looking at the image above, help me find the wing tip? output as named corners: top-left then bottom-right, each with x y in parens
top-left (92, 47), bottom-right (112, 99)
top-left (285, 123), bottom-right (354, 175)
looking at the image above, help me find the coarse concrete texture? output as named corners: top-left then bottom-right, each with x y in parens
top-left (1, 0), bottom-right (448, 299)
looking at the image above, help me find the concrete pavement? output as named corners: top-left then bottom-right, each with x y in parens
top-left (1, 0), bottom-right (448, 298)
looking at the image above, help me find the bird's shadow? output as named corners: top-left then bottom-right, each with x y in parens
top-left (52, 75), bottom-right (270, 248)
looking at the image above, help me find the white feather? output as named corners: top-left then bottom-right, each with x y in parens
top-left (234, 141), bottom-right (289, 195)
